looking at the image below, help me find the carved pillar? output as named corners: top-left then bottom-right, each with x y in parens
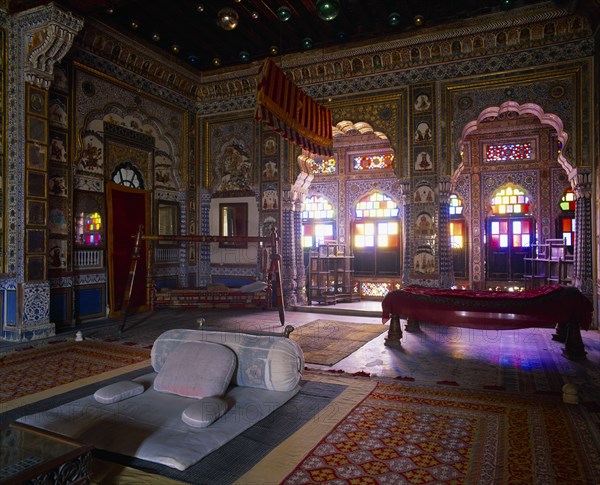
top-left (3, 4), bottom-right (82, 341)
top-left (281, 186), bottom-right (297, 307)
top-left (400, 179), bottom-right (412, 286)
top-left (571, 169), bottom-right (593, 297)
top-left (199, 191), bottom-right (212, 287)
top-left (438, 177), bottom-right (455, 288)
top-left (293, 197), bottom-right (306, 305)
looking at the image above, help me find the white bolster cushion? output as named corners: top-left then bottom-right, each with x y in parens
top-left (152, 329), bottom-right (304, 392)
top-left (181, 397), bottom-right (229, 428)
top-left (153, 341), bottom-right (236, 399)
top-left (94, 381), bottom-right (145, 404)
top-left (238, 281), bottom-right (268, 293)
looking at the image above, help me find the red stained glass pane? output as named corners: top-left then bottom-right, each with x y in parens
top-left (500, 220), bottom-right (508, 234)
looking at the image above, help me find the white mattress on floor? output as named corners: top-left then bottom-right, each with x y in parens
top-left (18, 372), bottom-right (300, 471)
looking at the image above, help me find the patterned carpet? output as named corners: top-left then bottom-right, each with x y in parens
top-left (0, 339), bottom-right (151, 403)
top-left (280, 374), bottom-right (600, 485)
top-left (291, 320), bottom-right (388, 365)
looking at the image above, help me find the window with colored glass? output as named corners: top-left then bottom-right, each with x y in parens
top-left (490, 185), bottom-right (530, 215)
top-left (302, 195), bottom-right (335, 248)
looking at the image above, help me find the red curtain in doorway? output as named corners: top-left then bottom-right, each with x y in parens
top-left (106, 182), bottom-right (150, 317)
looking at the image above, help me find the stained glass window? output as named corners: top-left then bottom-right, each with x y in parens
top-left (360, 282), bottom-right (393, 297)
top-left (449, 221), bottom-right (464, 249)
top-left (449, 194), bottom-right (463, 215)
top-left (310, 157), bottom-right (337, 174)
top-left (302, 195), bottom-right (335, 220)
top-left (302, 195), bottom-right (335, 248)
top-left (489, 218), bottom-right (531, 249)
top-left (559, 189), bottom-right (576, 211)
top-left (490, 185), bottom-right (530, 215)
top-left (76, 211), bottom-right (102, 246)
top-left (355, 192), bottom-right (399, 219)
top-left (558, 189), bottom-right (576, 247)
top-left (486, 143), bottom-right (532, 161)
top-left (354, 193), bottom-right (399, 249)
top-left (353, 153), bottom-right (394, 170)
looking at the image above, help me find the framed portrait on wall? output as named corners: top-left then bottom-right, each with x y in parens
top-left (26, 142), bottom-right (47, 170)
top-left (48, 239), bottom-right (67, 270)
top-left (27, 86), bottom-right (47, 116)
top-left (27, 170), bottom-right (47, 198)
top-left (49, 93), bottom-right (68, 129)
top-left (27, 116), bottom-right (48, 144)
top-left (27, 229), bottom-right (46, 254)
top-left (26, 200), bottom-right (47, 226)
top-left (26, 255), bottom-right (46, 281)
top-left (49, 132), bottom-right (68, 163)
top-left (48, 173), bottom-right (67, 197)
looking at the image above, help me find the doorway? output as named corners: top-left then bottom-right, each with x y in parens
top-left (106, 182), bottom-right (150, 317)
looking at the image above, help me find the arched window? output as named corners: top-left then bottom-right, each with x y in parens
top-left (302, 195), bottom-right (335, 249)
top-left (111, 162), bottom-right (144, 189)
top-left (490, 184), bottom-right (530, 215)
top-left (486, 184), bottom-right (533, 280)
top-left (353, 192), bottom-right (400, 276)
top-left (449, 194), bottom-right (466, 278)
top-left (557, 188), bottom-right (576, 251)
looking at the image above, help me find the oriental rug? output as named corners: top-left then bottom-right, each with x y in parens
top-left (291, 320), bottom-right (388, 366)
top-left (0, 339), bottom-right (151, 405)
top-left (265, 374), bottom-right (600, 485)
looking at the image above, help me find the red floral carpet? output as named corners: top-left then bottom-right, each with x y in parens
top-left (0, 339), bottom-right (151, 403)
top-left (282, 376), bottom-right (600, 485)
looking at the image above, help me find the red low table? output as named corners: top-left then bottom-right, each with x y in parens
top-left (381, 285), bottom-right (593, 359)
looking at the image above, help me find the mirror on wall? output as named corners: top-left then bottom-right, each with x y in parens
top-left (219, 202), bottom-right (248, 248)
top-left (157, 201), bottom-right (179, 245)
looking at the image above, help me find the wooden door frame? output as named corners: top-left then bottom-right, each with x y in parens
top-left (106, 182), bottom-right (151, 318)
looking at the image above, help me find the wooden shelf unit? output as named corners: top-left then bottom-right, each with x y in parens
top-left (307, 242), bottom-right (360, 305)
top-left (523, 238), bottom-right (573, 288)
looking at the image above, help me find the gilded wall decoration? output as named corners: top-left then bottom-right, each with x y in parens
top-left (207, 118), bottom-right (255, 195)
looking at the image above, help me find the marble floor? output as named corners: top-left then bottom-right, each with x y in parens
top-left (3, 300), bottom-right (599, 401)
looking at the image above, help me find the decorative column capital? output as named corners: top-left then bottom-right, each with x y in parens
top-left (15, 3), bottom-right (83, 89)
top-left (437, 176), bottom-right (452, 203)
top-left (570, 168), bottom-right (592, 200)
top-left (399, 178), bottom-right (411, 204)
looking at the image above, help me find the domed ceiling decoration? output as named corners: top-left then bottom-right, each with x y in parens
top-left (13, 0), bottom-right (591, 72)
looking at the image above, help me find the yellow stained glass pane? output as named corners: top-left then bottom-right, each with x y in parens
top-left (355, 235), bottom-right (365, 247)
top-left (514, 204), bottom-right (521, 213)
top-left (499, 205), bottom-right (506, 214)
top-left (378, 235), bottom-right (389, 247)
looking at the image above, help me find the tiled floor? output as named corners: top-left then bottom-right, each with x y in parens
top-left (3, 300), bottom-right (599, 401)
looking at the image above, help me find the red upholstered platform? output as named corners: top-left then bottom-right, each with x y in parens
top-left (381, 285), bottom-right (593, 359)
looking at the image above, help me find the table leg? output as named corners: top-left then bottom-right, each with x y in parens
top-left (385, 315), bottom-right (403, 348)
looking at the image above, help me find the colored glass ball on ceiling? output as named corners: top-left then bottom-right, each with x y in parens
top-left (388, 12), bottom-right (401, 27)
top-left (277, 6), bottom-right (292, 22)
top-left (302, 37), bottom-right (314, 49)
top-left (316, 0), bottom-right (340, 21)
top-left (217, 8), bottom-right (239, 30)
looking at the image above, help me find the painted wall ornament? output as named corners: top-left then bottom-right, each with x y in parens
top-left (215, 139), bottom-right (252, 193)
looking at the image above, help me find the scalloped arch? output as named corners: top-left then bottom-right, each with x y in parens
top-left (457, 101), bottom-right (573, 178)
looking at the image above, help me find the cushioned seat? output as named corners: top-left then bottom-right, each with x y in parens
top-left (18, 328), bottom-right (304, 471)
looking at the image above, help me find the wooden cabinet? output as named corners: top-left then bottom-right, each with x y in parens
top-left (523, 238), bottom-right (573, 287)
top-left (307, 242), bottom-right (359, 305)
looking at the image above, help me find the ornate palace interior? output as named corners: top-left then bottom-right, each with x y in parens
top-left (0, 0), bottom-right (598, 341)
